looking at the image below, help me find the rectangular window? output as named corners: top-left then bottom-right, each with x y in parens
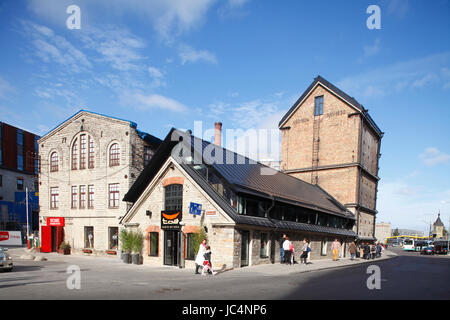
top-left (88, 136), bottom-right (94, 169)
top-left (164, 184), bottom-right (183, 211)
top-left (149, 232), bottom-right (159, 256)
top-left (34, 180), bottom-right (39, 192)
top-left (80, 134), bottom-right (86, 169)
top-left (17, 129), bottom-right (23, 170)
top-left (79, 185), bottom-right (86, 209)
top-left (314, 96), bottom-right (324, 116)
top-left (109, 183), bottom-right (120, 208)
top-left (88, 185), bottom-right (94, 209)
top-left (71, 186), bottom-right (78, 209)
top-left (17, 178), bottom-right (24, 190)
top-left (109, 227), bottom-right (119, 250)
top-left (260, 233), bottom-right (268, 258)
top-left (50, 187), bottom-right (59, 209)
top-left (144, 146), bottom-right (153, 166)
top-left (186, 233), bottom-right (196, 260)
top-left (84, 226), bottom-right (94, 248)
top-left (321, 240), bottom-right (328, 256)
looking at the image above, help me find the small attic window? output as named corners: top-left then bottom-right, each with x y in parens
top-left (314, 96), bottom-right (324, 116)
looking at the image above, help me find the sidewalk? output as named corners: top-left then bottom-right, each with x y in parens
top-left (7, 246), bottom-right (398, 276)
top-left (234, 250), bottom-right (398, 276)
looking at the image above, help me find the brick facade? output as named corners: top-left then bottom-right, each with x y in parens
top-left (280, 82), bottom-right (382, 240)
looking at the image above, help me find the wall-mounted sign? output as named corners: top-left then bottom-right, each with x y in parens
top-left (161, 210), bottom-right (182, 230)
top-left (205, 211), bottom-right (217, 218)
top-left (189, 202), bottom-right (202, 216)
top-left (47, 217), bottom-right (65, 227)
top-left (0, 231), bottom-right (22, 245)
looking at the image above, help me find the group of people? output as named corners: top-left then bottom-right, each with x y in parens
top-left (281, 234), bottom-right (311, 265)
top-left (360, 242), bottom-right (384, 260)
top-left (194, 238), bottom-right (217, 276)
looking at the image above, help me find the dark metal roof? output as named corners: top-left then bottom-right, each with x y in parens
top-left (278, 75), bottom-right (383, 137)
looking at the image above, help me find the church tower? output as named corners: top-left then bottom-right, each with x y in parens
top-left (279, 76), bottom-right (383, 241)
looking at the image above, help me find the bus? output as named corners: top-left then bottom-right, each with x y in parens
top-left (402, 239), bottom-right (415, 251)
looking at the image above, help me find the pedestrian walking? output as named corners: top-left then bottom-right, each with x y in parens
top-left (290, 241), bottom-right (297, 264)
top-left (201, 246), bottom-right (217, 276)
top-left (300, 239), bottom-right (309, 264)
top-left (349, 241), bottom-right (357, 260)
top-left (280, 234), bottom-right (286, 264)
top-left (331, 239), bottom-right (341, 261)
top-left (283, 236), bottom-right (292, 264)
top-left (195, 238), bottom-right (207, 274)
top-left (363, 243), bottom-right (369, 259)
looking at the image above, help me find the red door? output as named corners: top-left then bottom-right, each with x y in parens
top-left (41, 226), bottom-right (52, 253)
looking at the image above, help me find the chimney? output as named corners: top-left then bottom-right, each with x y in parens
top-left (214, 122), bottom-right (222, 146)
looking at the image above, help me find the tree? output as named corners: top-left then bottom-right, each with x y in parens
top-left (392, 228), bottom-right (399, 237)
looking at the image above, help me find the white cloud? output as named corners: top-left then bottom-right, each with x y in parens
top-left (123, 92), bottom-right (188, 112)
top-left (0, 76), bottom-right (16, 98)
top-left (338, 51), bottom-right (450, 98)
top-left (178, 44), bottom-right (217, 65)
top-left (363, 38), bottom-right (381, 57)
top-left (27, 0), bottom-right (216, 40)
top-left (419, 147), bottom-right (450, 166)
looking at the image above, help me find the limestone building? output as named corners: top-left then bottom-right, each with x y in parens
top-left (279, 76), bottom-right (383, 241)
top-left (121, 128), bottom-right (356, 269)
top-left (38, 110), bottom-right (161, 254)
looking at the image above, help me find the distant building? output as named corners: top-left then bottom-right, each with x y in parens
top-left (396, 229), bottom-right (424, 237)
top-left (258, 159), bottom-right (281, 171)
top-left (0, 121), bottom-right (39, 234)
top-left (433, 214), bottom-right (444, 238)
top-left (375, 222), bottom-right (391, 243)
top-left (279, 76), bottom-right (383, 242)
top-left (38, 110), bottom-right (161, 254)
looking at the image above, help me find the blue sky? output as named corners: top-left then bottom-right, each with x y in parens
top-left (0, 0), bottom-right (449, 233)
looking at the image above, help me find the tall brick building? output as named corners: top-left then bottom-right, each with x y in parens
top-left (279, 76), bottom-right (383, 241)
top-left (0, 121), bottom-right (39, 233)
top-left (38, 110), bottom-right (161, 253)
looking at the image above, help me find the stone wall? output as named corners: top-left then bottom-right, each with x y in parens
top-left (38, 111), bottom-right (154, 252)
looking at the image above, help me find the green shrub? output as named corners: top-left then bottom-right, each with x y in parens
top-left (131, 230), bottom-right (144, 254)
top-left (120, 229), bottom-right (133, 253)
top-left (59, 242), bottom-right (71, 250)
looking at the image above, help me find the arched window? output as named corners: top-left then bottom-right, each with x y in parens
top-left (109, 143), bottom-right (120, 167)
top-left (164, 184), bottom-right (183, 211)
top-left (50, 152), bottom-right (58, 172)
top-left (72, 139), bottom-right (78, 170)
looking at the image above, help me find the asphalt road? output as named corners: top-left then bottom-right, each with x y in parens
top-left (0, 248), bottom-right (448, 300)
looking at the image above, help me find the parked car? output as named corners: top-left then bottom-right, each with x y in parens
top-left (0, 247), bottom-right (13, 272)
top-left (420, 246), bottom-right (434, 255)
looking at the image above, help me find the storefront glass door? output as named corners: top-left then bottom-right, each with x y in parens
top-left (164, 230), bottom-right (179, 266)
top-left (241, 230), bottom-right (250, 267)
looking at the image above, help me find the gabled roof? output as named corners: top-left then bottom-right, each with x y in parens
top-left (39, 110), bottom-right (161, 146)
top-left (123, 128), bottom-right (356, 237)
top-left (278, 75), bottom-right (383, 137)
top-left (434, 214), bottom-right (444, 227)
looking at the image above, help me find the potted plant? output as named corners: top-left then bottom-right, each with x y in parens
top-left (131, 230), bottom-right (144, 265)
top-left (58, 242), bottom-right (71, 255)
top-left (120, 229), bottom-right (132, 264)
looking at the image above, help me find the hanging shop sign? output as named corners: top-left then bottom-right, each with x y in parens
top-left (161, 210), bottom-right (182, 230)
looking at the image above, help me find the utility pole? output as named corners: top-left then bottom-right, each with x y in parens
top-left (26, 187), bottom-right (29, 249)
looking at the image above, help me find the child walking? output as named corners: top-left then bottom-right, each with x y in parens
top-left (201, 246), bottom-right (217, 276)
